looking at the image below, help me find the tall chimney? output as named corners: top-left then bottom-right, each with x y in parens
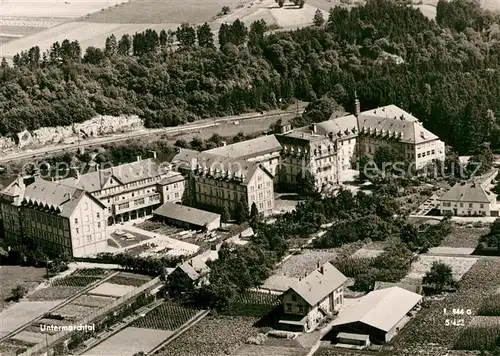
top-left (354, 91), bottom-right (360, 117)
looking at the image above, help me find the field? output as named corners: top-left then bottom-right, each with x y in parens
top-left (234, 344), bottom-right (309, 356)
top-left (440, 226), bottom-right (489, 248)
top-left (402, 255), bottom-right (478, 284)
top-left (0, 300), bottom-right (62, 337)
top-left (275, 249), bottom-right (338, 278)
top-left (156, 315), bottom-right (260, 356)
top-left (225, 291), bottom-right (280, 317)
top-left (71, 294), bottom-right (116, 308)
top-left (132, 301), bottom-right (200, 330)
top-left (395, 259), bottom-right (500, 351)
top-left (0, 266), bottom-right (46, 306)
top-left (27, 286), bottom-right (83, 301)
top-left (48, 303), bottom-right (98, 320)
top-left (88, 282), bottom-right (136, 297)
top-left (82, 326), bottom-right (172, 356)
top-left (81, 0), bottom-right (250, 24)
top-left (107, 273), bottom-right (152, 287)
top-left (1, 0), bottom-right (129, 19)
top-left (0, 22), bottom-right (179, 60)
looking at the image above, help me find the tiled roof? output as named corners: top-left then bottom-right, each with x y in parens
top-left (204, 135), bottom-right (282, 160)
top-left (158, 171), bottom-right (185, 186)
top-left (288, 262), bottom-right (347, 306)
top-left (315, 115), bottom-right (359, 138)
top-left (2, 177), bottom-right (101, 218)
top-left (153, 202), bottom-right (220, 227)
top-left (439, 182), bottom-right (495, 203)
top-left (60, 159), bottom-right (166, 193)
top-left (171, 149), bottom-right (273, 185)
top-left (331, 287), bottom-right (422, 332)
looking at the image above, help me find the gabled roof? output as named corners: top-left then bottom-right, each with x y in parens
top-left (204, 135), bottom-right (282, 160)
top-left (439, 182), bottom-right (494, 203)
top-left (60, 159), bottom-right (166, 193)
top-left (171, 149), bottom-right (273, 185)
top-left (175, 250), bottom-right (218, 281)
top-left (286, 262), bottom-right (347, 306)
top-left (153, 202), bottom-right (220, 227)
top-left (2, 177), bottom-right (105, 218)
top-left (331, 287), bottom-right (422, 332)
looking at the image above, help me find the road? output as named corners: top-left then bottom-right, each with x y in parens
top-left (0, 106), bottom-right (305, 164)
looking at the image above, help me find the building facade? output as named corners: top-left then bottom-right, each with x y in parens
top-left (172, 149), bottom-right (275, 217)
top-left (438, 181), bottom-right (498, 216)
top-left (60, 158), bottom-right (186, 225)
top-left (280, 262), bottom-right (347, 332)
top-left (0, 176), bottom-right (108, 257)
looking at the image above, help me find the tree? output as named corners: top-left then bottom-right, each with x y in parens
top-left (422, 261), bottom-right (455, 293)
top-left (250, 202), bottom-right (260, 221)
top-left (83, 47), bottom-right (105, 65)
top-left (313, 9), bottom-right (324, 27)
top-left (117, 34), bottom-right (131, 55)
top-left (218, 23), bottom-right (230, 49)
top-left (228, 19), bottom-right (248, 46)
top-left (299, 95), bottom-right (343, 125)
top-left (296, 169), bottom-right (317, 197)
top-left (176, 23), bottom-right (197, 47)
top-left (235, 198), bottom-right (250, 223)
top-left (276, 0), bottom-right (284, 7)
top-left (221, 6), bottom-right (230, 14)
top-left (11, 285), bottom-right (28, 301)
top-left (104, 34), bottom-right (117, 56)
top-left (486, 219), bottom-right (500, 251)
top-left (197, 23), bottom-right (215, 49)
top-left (222, 205), bottom-right (231, 225)
top-left (0, 57), bottom-right (8, 68)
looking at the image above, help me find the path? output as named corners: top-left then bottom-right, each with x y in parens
top-left (0, 107), bottom-right (305, 164)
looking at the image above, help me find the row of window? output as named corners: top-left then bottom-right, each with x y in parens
top-left (74, 232), bottom-right (104, 246)
top-left (442, 202), bottom-right (485, 209)
top-left (94, 177), bottom-right (159, 197)
top-left (75, 222), bottom-right (101, 234)
top-left (417, 150), bottom-right (436, 159)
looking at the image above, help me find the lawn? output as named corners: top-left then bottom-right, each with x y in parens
top-left (156, 315), bottom-right (260, 356)
top-left (402, 255), bottom-right (478, 285)
top-left (275, 249), bottom-right (338, 278)
top-left (0, 266), bottom-right (46, 306)
top-left (395, 259), bottom-right (500, 351)
top-left (132, 301), bottom-right (200, 331)
top-left (440, 226), bottom-right (489, 248)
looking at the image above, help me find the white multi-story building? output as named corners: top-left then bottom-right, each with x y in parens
top-left (0, 176), bottom-right (108, 257)
top-left (60, 158), bottom-right (186, 225)
top-left (172, 149), bottom-right (275, 217)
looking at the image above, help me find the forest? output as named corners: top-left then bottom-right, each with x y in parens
top-left (0, 0), bottom-right (499, 154)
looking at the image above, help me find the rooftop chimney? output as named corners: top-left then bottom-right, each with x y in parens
top-left (221, 141), bottom-right (227, 146)
top-left (136, 155), bottom-right (142, 162)
top-left (354, 91), bottom-right (360, 117)
top-left (311, 124), bottom-right (317, 134)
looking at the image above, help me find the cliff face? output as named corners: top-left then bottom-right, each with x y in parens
top-left (0, 115), bottom-right (144, 152)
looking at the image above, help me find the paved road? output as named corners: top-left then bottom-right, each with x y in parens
top-left (0, 107), bottom-right (305, 164)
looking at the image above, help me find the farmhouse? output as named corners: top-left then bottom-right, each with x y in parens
top-left (324, 286), bottom-right (422, 344)
top-left (153, 202), bottom-right (221, 231)
top-left (279, 262), bottom-right (347, 332)
top-left (167, 249), bottom-right (219, 289)
top-left (438, 181), bottom-right (498, 217)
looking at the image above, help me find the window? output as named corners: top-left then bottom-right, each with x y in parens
top-left (259, 203), bottom-right (264, 209)
top-left (97, 212), bottom-right (100, 218)
top-left (175, 192), bottom-right (179, 198)
top-left (286, 304), bottom-right (292, 313)
top-left (76, 228), bottom-right (79, 234)
top-left (417, 153), bottom-right (421, 158)
top-left (431, 149), bottom-right (435, 154)
top-left (460, 203), bottom-right (463, 207)
top-left (443, 202), bottom-right (451, 207)
top-left (97, 222), bottom-right (101, 228)
top-left (87, 235), bottom-right (92, 242)
top-left (298, 305), bottom-right (304, 313)
top-left (74, 218), bottom-right (78, 224)
top-left (469, 203), bottom-right (473, 208)
top-left (292, 294), bottom-right (297, 302)
top-left (84, 202), bottom-right (88, 210)
top-left (480, 204), bottom-right (484, 208)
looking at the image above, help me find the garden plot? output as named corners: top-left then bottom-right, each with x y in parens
top-left (351, 248), bottom-right (384, 259)
top-left (0, 300), bottom-right (62, 337)
top-left (132, 301), bottom-right (200, 331)
top-left (275, 249), bottom-right (338, 278)
top-left (402, 255), bottom-right (478, 284)
top-left (82, 327), bottom-right (172, 356)
top-left (87, 282), bottom-right (135, 297)
top-left (27, 286), bottom-right (82, 301)
top-left (71, 295), bottom-right (116, 308)
top-left (10, 330), bottom-right (46, 345)
top-left (107, 273), bottom-right (152, 287)
top-left (50, 304), bottom-right (98, 320)
top-left (157, 315), bottom-right (259, 356)
top-left (440, 226), bottom-right (489, 248)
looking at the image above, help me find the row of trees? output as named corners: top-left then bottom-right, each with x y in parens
top-left (1, 0), bottom-right (499, 154)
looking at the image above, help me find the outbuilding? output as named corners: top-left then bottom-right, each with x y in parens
top-left (153, 202), bottom-right (221, 231)
top-left (325, 287), bottom-right (422, 344)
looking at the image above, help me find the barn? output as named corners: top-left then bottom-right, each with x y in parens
top-left (324, 287), bottom-right (422, 344)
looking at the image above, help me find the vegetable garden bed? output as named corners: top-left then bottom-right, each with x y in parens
top-left (27, 286), bottom-right (82, 301)
top-left (225, 291), bottom-right (280, 317)
top-left (155, 315), bottom-right (259, 356)
top-left (132, 301), bottom-right (199, 330)
top-left (71, 294), bottom-right (116, 308)
top-left (107, 275), bottom-right (151, 287)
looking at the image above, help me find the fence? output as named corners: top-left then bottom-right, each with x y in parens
top-left (18, 277), bottom-right (161, 356)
